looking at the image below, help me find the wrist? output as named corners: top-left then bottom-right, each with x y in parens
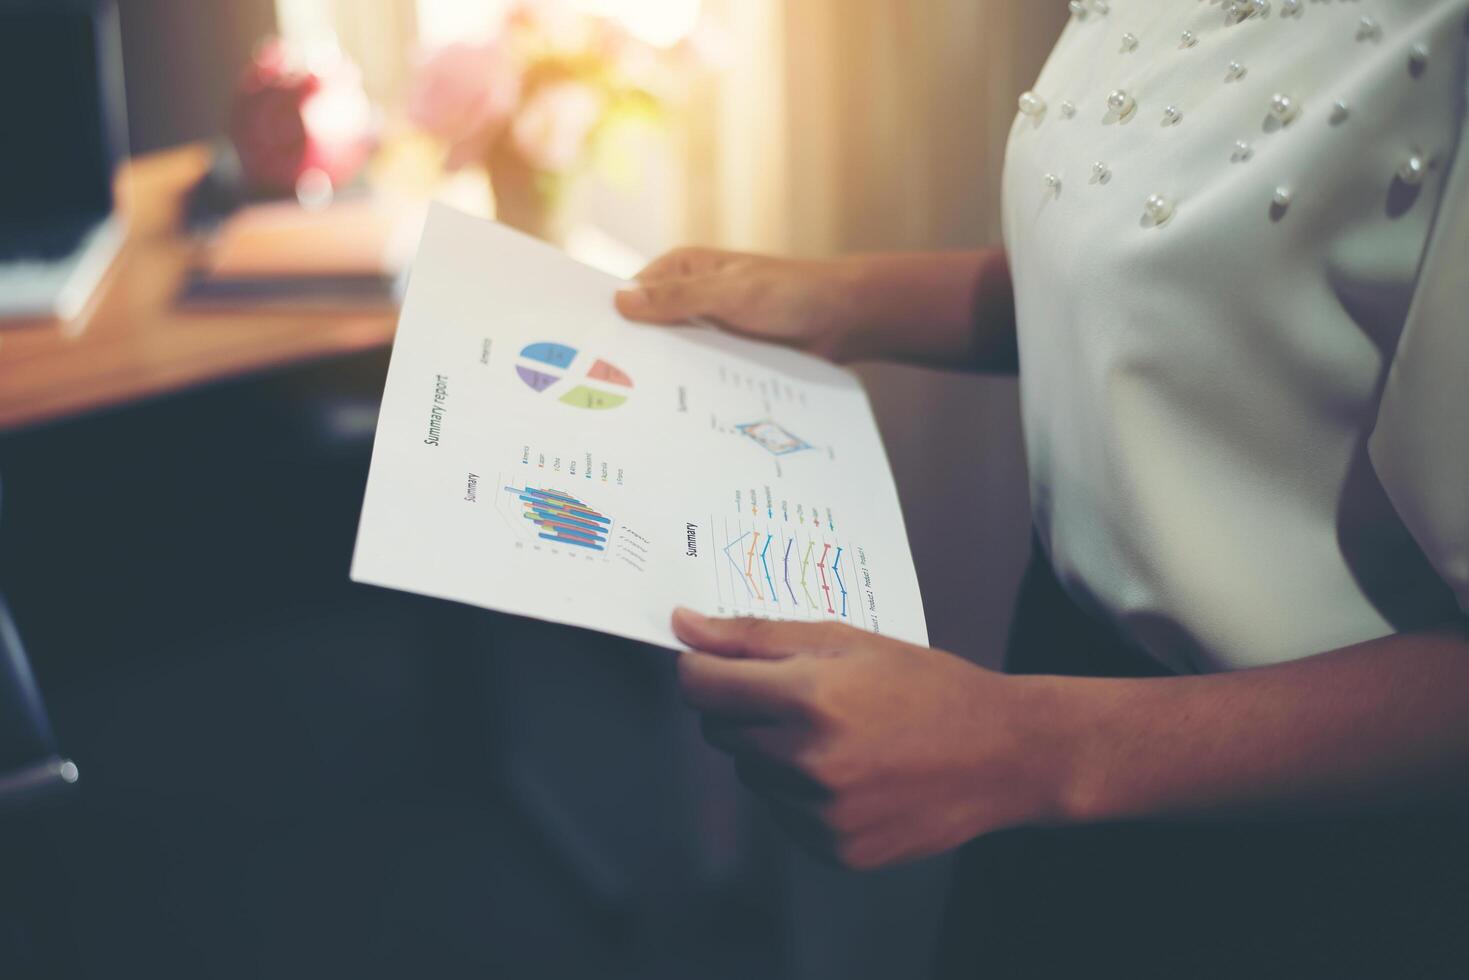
top-left (824, 251), bottom-right (1009, 368)
top-left (822, 256), bottom-right (898, 362)
top-left (1001, 674), bottom-right (1118, 829)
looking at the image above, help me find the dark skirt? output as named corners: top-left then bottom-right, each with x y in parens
top-left (932, 543), bottom-right (1469, 980)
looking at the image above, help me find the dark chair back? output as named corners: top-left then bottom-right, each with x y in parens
top-left (0, 465), bottom-right (76, 808)
top-left (0, 592), bottom-right (77, 809)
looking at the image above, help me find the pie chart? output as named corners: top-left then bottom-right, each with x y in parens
top-left (515, 341), bottom-right (634, 410)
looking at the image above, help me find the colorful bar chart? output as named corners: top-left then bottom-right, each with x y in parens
top-left (504, 485), bottom-right (612, 551)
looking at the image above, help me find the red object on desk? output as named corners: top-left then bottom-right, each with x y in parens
top-left (231, 38), bottom-right (375, 197)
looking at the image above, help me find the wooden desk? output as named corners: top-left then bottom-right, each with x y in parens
top-left (0, 147), bottom-right (398, 433)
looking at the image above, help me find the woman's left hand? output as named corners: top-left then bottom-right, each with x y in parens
top-left (672, 609), bottom-right (1073, 870)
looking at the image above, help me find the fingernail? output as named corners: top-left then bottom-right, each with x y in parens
top-left (672, 607), bottom-right (713, 629)
top-left (616, 288), bottom-right (648, 315)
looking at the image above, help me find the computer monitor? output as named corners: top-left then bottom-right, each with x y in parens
top-left (0, 0), bottom-right (127, 240)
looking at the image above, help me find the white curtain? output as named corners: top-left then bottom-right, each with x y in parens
top-left (689, 0), bottom-right (1067, 254)
top-left (688, 1), bottom-right (1067, 664)
top-left (275, 0), bottom-right (420, 104)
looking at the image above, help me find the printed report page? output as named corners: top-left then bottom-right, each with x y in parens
top-left (351, 205), bottom-right (928, 650)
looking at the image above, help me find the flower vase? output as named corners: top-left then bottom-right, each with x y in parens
top-left (488, 143), bottom-right (566, 245)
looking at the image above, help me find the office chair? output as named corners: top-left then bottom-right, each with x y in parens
top-left (0, 474), bottom-right (77, 811)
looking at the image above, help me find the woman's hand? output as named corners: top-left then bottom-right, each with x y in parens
top-left (615, 248), bottom-right (877, 361)
top-left (672, 608), bottom-right (1071, 870)
top-left (616, 247), bottom-right (1018, 369)
top-left (675, 606), bottom-right (1469, 869)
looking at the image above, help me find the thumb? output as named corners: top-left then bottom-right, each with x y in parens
top-left (615, 276), bottom-right (732, 325)
top-left (672, 608), bottom-right (848, 660)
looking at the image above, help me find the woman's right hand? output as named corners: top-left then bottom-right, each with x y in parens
top-left (615, 246), bottom-right (1015, 371)
top-left (614, 248), bottom-right (877, 362)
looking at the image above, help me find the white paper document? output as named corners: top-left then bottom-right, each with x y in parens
top-left (351, 205), bottom-right (928, 650)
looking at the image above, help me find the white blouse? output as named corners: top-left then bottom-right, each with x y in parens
top-left (1003, 0), bottom-right (1469, 672)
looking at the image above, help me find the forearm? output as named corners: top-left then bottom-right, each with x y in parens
top-left (838, 247), bottom-right (1016, 371)
top-left (1028, 622), bottom-right (1469, 825)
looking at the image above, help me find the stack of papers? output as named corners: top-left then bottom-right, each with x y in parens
top-left (182, 196), bottom-right (423, 309)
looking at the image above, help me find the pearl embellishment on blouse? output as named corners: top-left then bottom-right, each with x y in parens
top-left (1270, 93), bottom-right (1299, 125)
top-left (1226, 0), bottom-right (1268, 24)
top-left (1107, 89), bottom-right (1137, 121)
top-left (1023, 5), bottom-right (1426, 234)
top-left (1144, 194), bottom-right (1175, 226)
top-left (1398, 154), bottom-right (1427, 186)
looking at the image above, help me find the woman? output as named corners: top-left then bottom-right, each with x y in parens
top-left (618, 3), bottom-right (1469, 977)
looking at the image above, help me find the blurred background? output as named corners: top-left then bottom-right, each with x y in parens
top-left (0, 1), bottom-right (1064, 977)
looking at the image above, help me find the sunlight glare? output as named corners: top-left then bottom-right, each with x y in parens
top-left (572, 0), bottom-right (703, 48)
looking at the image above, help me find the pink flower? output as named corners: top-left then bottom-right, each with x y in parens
top-left (407, 40), bottom-right (521, 169)
top-left (510, 81), bottom-right (605, 173)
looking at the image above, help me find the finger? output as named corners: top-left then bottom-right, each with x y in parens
top-left (677, 649), bottom-right (810, 719)
top-left (614, 275), bottom-right (738, 326)
top-left (733, 754), bottom-right (830, 803)
top-left (701, 714), bottom-right (811, 760)
top-left (763, 798), bottom-right (838, 859)
top-left (672, 609), bottom-right (851, 660)
top-left (632, 246), bottom-right (734, 283)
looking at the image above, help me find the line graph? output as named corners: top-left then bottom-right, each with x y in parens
top-left (801, 542), bottom-right (816, 608)
top-left (783, 539), bottom-right (797, 604)
top-left (817, 545), bottom-right (833, 613)
top-left (724, 531), bottom-right (752, 597)
top-left (746, 532), bottom-right (764, 599)
top-left (712, 516), bottom-right (864, 627)
top-left (840, 543), bottom-right (852, 614)
top-left (761, 535), bottom-right (777, 603)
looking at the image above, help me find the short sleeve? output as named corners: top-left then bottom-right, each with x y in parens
top-left (1368, 60), bottom-right (1469, 614)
